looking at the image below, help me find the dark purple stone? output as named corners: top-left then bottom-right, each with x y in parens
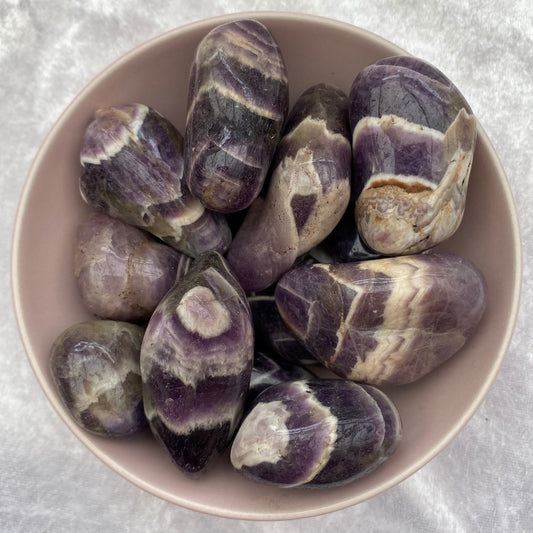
top-left (140, 252), bottom-right (254, 474)
top-left (248, 294), bottom-right (317, 366)
top-left (185, 19), bottom-right (289, 213)
top-left (349, 56), bottom-right (471, 135)
top-left (275, 253), bottom-right (487, 385)
top-left (49, 320), bottom-right (147, 437)
top-left (79, 103), bottom-right (231, 258)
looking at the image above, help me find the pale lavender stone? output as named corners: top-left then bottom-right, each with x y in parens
top-left (185, 19), bottom-right (289, 213)
top-left (140, 252), bottom-right (254, 474)
top-left (79, 103), bottom-right (231, 257)
top-left (75, 212), bottom-right (192, 322)
top-left (275, 253), bottom-right (487, 386)
top-left (49, 320), bottom-right (147, 437)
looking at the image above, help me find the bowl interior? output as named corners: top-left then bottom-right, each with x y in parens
top-left (12, 12), bottom-right (522, 520)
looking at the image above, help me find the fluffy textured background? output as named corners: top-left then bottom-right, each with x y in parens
top-left (2, 1), bottom-right (532, 531)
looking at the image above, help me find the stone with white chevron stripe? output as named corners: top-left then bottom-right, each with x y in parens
top-left (349, 56), bottom-right (477, 255)
top-left (275, 253), bottom-right (487, 386)
top-left (226, 83), bottom-right (351, 291)
top-left (79, 103), bottom-right (231, 258)
top-left (185, 19), bottom-right (289, 213)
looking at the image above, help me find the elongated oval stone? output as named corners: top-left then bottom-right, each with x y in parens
top-left (185, 19), bottom-right (289, 213)
top-left (49, 320), bottom-right (147, 437)
top-left (227, 84), bottom-right (351, 291)
top-left (231, 379), bottom-right (400, 488)
top-left (80, 103), bottom-right (231, 257)
top-left (140, 252), bottom-right (254, 474)
top-left (349, 56), bottom-right (477, 255)
top-left (75, 212), bottom-right (192, 322)
top-left (275, 253), bottom-right (487, 386)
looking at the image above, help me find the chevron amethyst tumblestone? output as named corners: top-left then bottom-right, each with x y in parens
top-left (275, 253), bottom-right (487, 386)
top-left (140, 252), bottom-right (254, 474)
top-left (79, 103), bottom-right (231, 258)
top-left (226, 83), bottom-right (351, 291)
top-left (231, 379), bottom-right (401, 488)
top-left (349, 56), bottom-right (477, 255)
top-left (185, 19), bottom-right (289, 213)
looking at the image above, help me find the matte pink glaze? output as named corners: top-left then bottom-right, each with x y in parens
top-left (11, 12), bottom-right (522, 520)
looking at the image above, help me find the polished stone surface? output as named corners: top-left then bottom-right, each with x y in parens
top-left (3, 1), bottom-right (532, 530)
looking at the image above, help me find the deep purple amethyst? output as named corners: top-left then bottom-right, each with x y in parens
top-left (226, 84), bottom-right (352, 292)
top-left (349, 56), bottom-right (477, 255)
top-left (79, 103), bottom-right (231, 257)
top-left (185, 19), bottom-right (289, 213)
top-left (231, 379), bottom-right (400, 487)
top-left (49, 320), bottom-right (147, 437)
top-left (275, 253), bottom-right (487, 386)
top-left (140, 252), bottom-right (254, 474)
top-left (248, 294), bottom-right (317, 365)
top-left (75, 212), bottom-right (192, 322)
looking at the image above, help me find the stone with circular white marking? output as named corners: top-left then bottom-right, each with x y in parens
top-left (177, 286), bottom-right (231, 338)
top-left (231, 379), bottom-right (399, 488)
top-left (140, 252), bottom-right (254, 474)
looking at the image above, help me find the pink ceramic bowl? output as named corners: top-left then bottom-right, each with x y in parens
top-left (11, 12), bottom-right (522, 520)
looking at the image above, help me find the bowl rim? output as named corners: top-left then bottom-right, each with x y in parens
top-left (11, 10), bottom-right (523, 520)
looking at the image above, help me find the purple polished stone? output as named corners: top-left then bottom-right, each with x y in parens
top-left (140, 252), bottom-right (254, 474)
top-left (185, 19), bottom-right (289, 213)
top-left (349, 56), bottom-right (471, 135)
top-left (80, 103), bottom-right (231, 257)
top-left (275, 253), bottom-right (487, 386)
top-left (231, 379), bottom-right (398, 488)
top-left (75, 212), bottom-right (192, 322)
top-left (49, 320), bottom-right (147, 437)
top-left (248, 294), bottom-right (317, 365)
top-left (349, 56), bottom-right (477, 255)
top-left (226, 84), bottom-right (351, 292)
